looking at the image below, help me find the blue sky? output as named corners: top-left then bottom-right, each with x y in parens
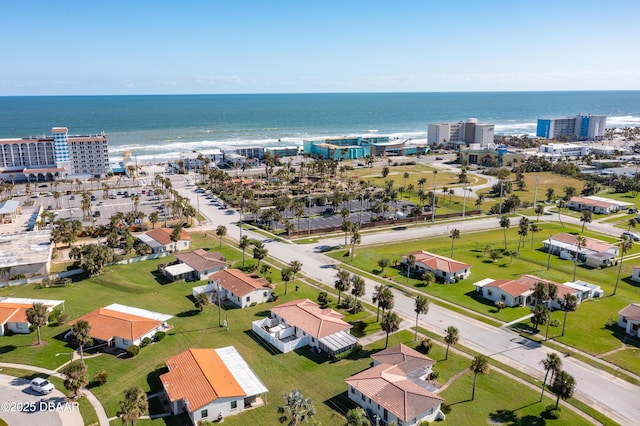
top-left (1, 1), bottom-right (639, 95)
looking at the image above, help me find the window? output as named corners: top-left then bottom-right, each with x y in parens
top-left (201, 409), bottom-right (208, 418)
top-left (246, 296), bottom-right (250, 303)
top-left (361, 393), bottom-right (365, 401)
top-left (501, 295), bottom-right (506, 301)
top-left (231, 401), bottom-right (237, 409)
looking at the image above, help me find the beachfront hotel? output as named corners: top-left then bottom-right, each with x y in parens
top-left (0, 127), bottom-right (110, 181)
top-left (536, 114), bottom-right (606, 140)
top-left (427, 118), bottom-right (494, 149)
top-left (303, 135), bottom-right (423, 160)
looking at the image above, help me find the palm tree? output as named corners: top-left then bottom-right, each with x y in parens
top-left (529, 223), bottom-right (540, 250)
top-left (281, 267), bottom-right (293, 295)
top-left (118, 386), bottom-right (149, 426)
top-left (444, 325), bottom-right (459, 360)
top-left (60, 360), bottom-right (89, 399)
top-left (449, 228), bottom-right (460, 257)
top-left (372, 285), bottom-right (388, 322)
top-left (377, 257), bottom-right (390, 275)
top-left (259, 264), bottom-right (271, 277)
top-left (381, 311), bottom-right (401, 348)
top-left (470, 355), bottom-right (490, 400)
top-left (580, 209), bottom-right (592, 232)
top-left (613, 235), bottom-right (633, 295)
top-left (573, 235), bottom-right (586, 281)
top-left (534, 204), bottom-right (544, 221)
top-left (26, 303), bottom-right (48, 345)
top-left (414, 295), bottom-right (429, 341)
top-left (351, 275), bottom-right (365, 313)
top-left (215, 225), bottom-right (227, 247)
top-left (279, 389), bottom-right (316, 426)
top-left (238, 235), bottom-right (250, 267)
top-left (552, 371), bottom-right (576, 410)
top-left (531, 304), bottom-right (549, 332)
top-left (194, 293), bottom-right (210, 312)
top-left (289, 260), bottom-right (302, 289)
top-left (499, 216), bottom-right (510, 250)
top-left (71, 319), bottom-right (92, 363)
top-left (557, 199), bottom-right (566, 227)
top-left (405, 254), bottom-right (416, 282)
top-left (540, 353), bottom-right (563, 401)
top-left (350, 229), bottom-right (361, 262)
top-left (561, 293), bottom-right (578, 336)
top-left (334, 268), bottom-right (351, 305)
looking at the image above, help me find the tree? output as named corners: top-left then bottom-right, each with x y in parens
top-left (351, 275), bottom-right (365, 313)
top-left (372, 284), bottom-right (391, 322)
top-left (260, 264), bottom-right (271, 278)
top-left (534, 204), bottom-right (545, 221)
top-left (381, 166), bottom-right (390, 178)
top-left (449, 228), bottom-right (460, 257)
top-left (381, 311), bottom-right (401, 348)
top-left (561, 293), bottom-right (578, 337)
top-left (405, 254), bottom-right (416, 282)
top-left (60, 360), bottom-right (89, 398)
top-left (613, 235), bottom-right (633, 296)
top-left (252, 241), bottom-right (268, 267)
top-left (239, 235), bottom-right (250, 267)
top-left (573, 235), bottom-right (586, 281)
top-left (540, 353), bottom-right (563, 401)
top-left (470, 355), bottom-right (490, 401)
top-left (118, 386), bottom-right (148, 426)
top-left (281, 267), bottom-right (293, 296)
top-left (530, 223), bottom-right (540, 250)
top-left (71, 319), bottom-right (92, 363)
top-left (580, 210), bottom-right (592, 232)
top-left (26, 303), bottom-right (48, 345)
top-left (215, 225), bottom-right (227, 247)
top-left (377, 257), bottom-right (390, 274)
top-left (289, 260), bottom-right (302, 289)
top-left (350, 229), bottom-right (361, 262)
top-left (499, 216), bottom-right (510, 250)
top-left (552, 371), bottom-right (576, 410)
top-left (194, 292), bottom-right (210, 312)
top-left (279, 389), bottom-right (316, 426)
top-left (170, 225), bottom-right (183, 246)
top-left (444, 326), bottom-right (459, 360)
top-left (531, 304), bottom-right (550, 332)
top-left (414, 295), bottom-right (429, 341)
top-left (334, 269), bottom-right (351, 305)
top-left (345, 407), bottom-right (368, 426)
top-left (148, 211), bottom-right (159, 229)
top-left (69, 243), bottom-right (118, 276)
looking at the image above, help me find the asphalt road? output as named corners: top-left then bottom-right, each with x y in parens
top-left (172, 171), bottom-right (639, 426)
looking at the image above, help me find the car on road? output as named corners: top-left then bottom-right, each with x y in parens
top-left (93, 211), bottom-right (101, 218)
top-left (30, 377), bottom-right (54, 394)
top-left (621, 231), bottom-right (640, 241)
top-left (435, 156), bottom-right (444, 160)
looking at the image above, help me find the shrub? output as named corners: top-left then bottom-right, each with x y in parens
top-left (494, 301), bottom-right (506, 311)
top-left (317, 291), bottom-right (330, 307)
top-left (605, 318), bottom-right (617, 328)
top-left (418, 421), bottom-right (430, 426)
top-left (93, 371), bottom-right (108, 385)
top-left (10, 273), bottom-right (25, 280)
top-left (429, 370), bottom-right (439, 380)
top-left (58, 312), bottom-right (70, 325)
top-left (546, 409), bottom-right (561, 419)
top-left (421, 338), bottom-right (433, 354)
top-left (141, 337), bottom-right (152, 347)
top-left (126, 345), bottom-right (140, 357)
top-left (550, 319), bottom-right (561, 327)
top-left (154, 331), bottom-right (166, 342)
top-left (48, 309), bottom-right (61, 323)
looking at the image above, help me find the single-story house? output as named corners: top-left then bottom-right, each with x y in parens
top-left (252, 299), bottom-right (358, 356)
top-left (0, 297), bottom-right (64, 336)
top-left (543, 233), bottom-right (618, 268)
top-left (68, 303), bottom-right (172, 350)
top-left (402, 250), bottom-right (471, 283)
top-left (137, 227), bottom-right (191, 254)
top-left (475, 275), bottom-right (601, 309)
top-left (567, 196), bottom-right (632, 214)
top-left (617, 304), bottom-right (640, 336)
top-left (0, 230), bottom-right (52, 280)
top-left (159, 249), bottom-right (227, 282)
top-left (161, 346), bottom-right (268, 425)
top-left (207, 269), bottom-right (272, 308)
top-left (346, 343), bottom-right (445, 426)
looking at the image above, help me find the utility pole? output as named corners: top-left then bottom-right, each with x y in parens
top-left (533, 176), bottom-right (539, 206)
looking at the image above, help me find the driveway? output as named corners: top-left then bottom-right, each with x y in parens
top-left (0, 374), bottom-right (83, 426)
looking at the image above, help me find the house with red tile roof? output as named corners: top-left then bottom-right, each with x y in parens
top-left (137, 227), bottom-right (191, 254)
top-left (618, 304), bottom-right (640, 336)
top-left (346, 343), bottom-right (444, 425)
top-left (160, 249), bottom-right (227, 281)
top-left (252, 299), bottom-right (358, 356)
top-left (402, 250), bottom-right (471, 283)
top-left (0, 298), bottom-right (63, 336)
top-left (543, 233), bottom-right (618, 269)
top-left (161, 347), bottom-right (267, 425)
top-left (208, 269), bottom-right (271, 308)
top-left (68, 303), bottom-right (172, 350)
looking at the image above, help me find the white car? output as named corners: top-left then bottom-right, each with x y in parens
top-left (30, 377), bottom-right (55, 394)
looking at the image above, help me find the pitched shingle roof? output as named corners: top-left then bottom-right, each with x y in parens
top-left (270, 299), bottom-right (352, 339)
top-left (175, 249), bottom-right (226, 272)
top-left (161, 348), bottom-right (245, 412)
top-left (209, 269), bottom-right (269, 297)
top-left (145, 227), bottom-right (190, 246)
top-left (619, 304), bottom-right (640, 321)
top-left (407, 250), bottom-right (471, 274)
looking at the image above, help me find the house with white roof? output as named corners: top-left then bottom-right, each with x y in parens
top-left (618, 304), bottom-right (640, 336)
top-left (543, 233), bottom-right (618, 268)
top-left (567, 196), bottom-right (632, 214)
top-left (0, 297), bottom-right (64, 336)
top-left (137, 227), bottom-right (190, 254)
top-left (401, 250), bottom-right (471, 283)
top-left (68, 303), bottom-right (172, 350)
top-left (346, 343), bottom-right (444, 425)
top-left (0, 230), bottom-right (52, 280)
top-left (161, 346), bottom-right (267, 425)
top-left (252, 299), bottom-right (357, 356)
top-left (159, 249), bottom-right (227, 282)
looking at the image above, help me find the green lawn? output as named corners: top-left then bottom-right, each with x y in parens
top-left (603, 348), bottom-right (640, 374)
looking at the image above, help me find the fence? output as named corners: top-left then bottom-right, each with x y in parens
top-left (0, 268), bottom-right (84, 288)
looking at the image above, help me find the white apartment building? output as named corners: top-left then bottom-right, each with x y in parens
top-left (428, 118), bottom-right (494, 148)
top-left (537, 143), bottom-right (589, 160)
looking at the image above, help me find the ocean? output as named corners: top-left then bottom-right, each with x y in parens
top-left (0, 91), bottom-right (639, 163)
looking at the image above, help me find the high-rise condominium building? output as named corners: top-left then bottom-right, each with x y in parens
top-left (536, 114), bottom-right (606, 140)
top-left (427, 118), bottom-right (495, 148)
